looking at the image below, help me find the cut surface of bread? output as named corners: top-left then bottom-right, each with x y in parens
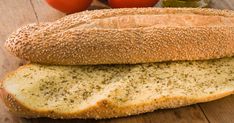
top-left (2, 57), bottom-right (234, 119)
top-left (5, 8), bottom-right (234, 65)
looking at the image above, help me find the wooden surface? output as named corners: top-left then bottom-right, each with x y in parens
top-left (0, 0), bottom-right (234, 123)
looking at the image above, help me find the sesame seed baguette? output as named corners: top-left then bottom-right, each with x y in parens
top-left (1, 57), bottom-right (234, 119)
top-left (5, 8), bottom-right (234, 65)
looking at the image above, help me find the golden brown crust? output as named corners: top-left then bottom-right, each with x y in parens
top-left (2, 86), bottom-right (233, 119)
top-left (5, 8), bottom-right (234, 65)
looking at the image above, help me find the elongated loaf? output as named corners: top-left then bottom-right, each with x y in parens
top-left (1, 57), bottom-right (234, 119)
top-left (5, 8), bottom-right (234, 65)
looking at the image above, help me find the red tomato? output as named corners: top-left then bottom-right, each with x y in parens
top-left (46, 0), bottom-right (93, 14)
top-left (108, 0), bottom-right (159, 8)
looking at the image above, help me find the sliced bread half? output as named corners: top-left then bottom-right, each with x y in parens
top-left (5, 8), bottom-right (234, 65)
top-left (1, 57), bottom-right (234, 119)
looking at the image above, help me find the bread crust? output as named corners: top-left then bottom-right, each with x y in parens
top-left (2, 86), bottom-right (233, 119)
top-left (4, 8), bottom-right (234, 65)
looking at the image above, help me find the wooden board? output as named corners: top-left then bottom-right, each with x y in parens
top-left (0, 0), bottom-right (233, 123)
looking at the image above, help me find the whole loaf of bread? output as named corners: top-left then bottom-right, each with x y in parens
top-left (5, 8), bottom-right (234, 65)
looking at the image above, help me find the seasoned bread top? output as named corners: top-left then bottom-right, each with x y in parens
top-left (2, 57), bottom-right (234, 119)
top-left (5, 8), bottom-right (234, 65)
